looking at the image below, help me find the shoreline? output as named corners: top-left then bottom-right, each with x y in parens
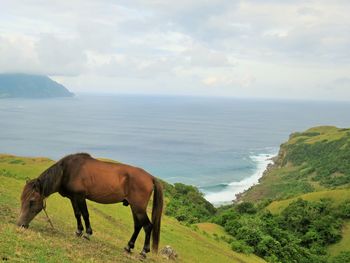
top-left (204, 152), bottom-right (277, 206)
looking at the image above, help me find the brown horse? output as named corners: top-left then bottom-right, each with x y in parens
top-left (17, 153), bottom-right (163, 258)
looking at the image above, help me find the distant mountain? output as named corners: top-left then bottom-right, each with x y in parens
top-left (0, 73), bottom-right (74, 98)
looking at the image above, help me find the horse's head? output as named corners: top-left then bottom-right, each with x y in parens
top-left (17, 179), bottom-right (44, 228)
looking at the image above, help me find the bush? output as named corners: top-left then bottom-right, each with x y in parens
top-left (331, 251), bottom-right (350, 263)
top-left (162, 182), bottom-right (216, 223)
top-left (213, 198), bottom-right (343, 263)
top-left (337, 200), bottom-right (350, 219)
top-left (236, 202), bottom-right (257, 214)
top-left (230, 239), bottom-right (254, 254)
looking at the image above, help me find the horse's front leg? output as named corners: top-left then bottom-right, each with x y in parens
top-left (77, 198), bottom-right (93, 239)
top-left (70, 199), bottom-right (84, 237)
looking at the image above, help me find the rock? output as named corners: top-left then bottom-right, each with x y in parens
top-left (160, 245), bottom-right (178, 260)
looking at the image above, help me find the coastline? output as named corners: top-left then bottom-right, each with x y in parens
top-left (204, 152), bottom-right (277, 206)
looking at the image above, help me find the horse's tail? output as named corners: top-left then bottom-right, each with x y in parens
top-left (151, 178), bottom-right (163, 253)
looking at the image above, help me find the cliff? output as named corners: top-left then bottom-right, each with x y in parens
top-left (239, 126), bottom-right (350, 202)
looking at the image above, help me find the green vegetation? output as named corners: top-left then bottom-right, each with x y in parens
top-left (195, 222), bottom-right (231, 239)
top-left (0, 154), bottom-right (263, 263)
top-left (0, 73), bottom-right (73, 98)
top-left (240, 126), bottom-right (350, 202)
top-left (267, 189), bottom-right (350, 214)
top-left (162, 182), bottom-right (216, 223)
top-left (328, 221), bottom-right (350, 258)
top-left (284, 131), bottom-right (350, 188)
top-left (215, 126), bottom-right (350, 262)
top-left (212, 199), bottom-right (350, 263)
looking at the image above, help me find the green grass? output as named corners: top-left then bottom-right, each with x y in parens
top-left (287, 126), bottom-right (350, 145)
top-left (328, 221), bottom-right (350, 257)
top-left (0, 154), bottom-right (264, 263)
top-left (266, 188), bottom-right (350, 214)
top-left (195, 223), bottom-right (228, 237)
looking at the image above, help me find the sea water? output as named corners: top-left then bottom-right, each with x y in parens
top-left (1, 94), bottom-right (350, 205)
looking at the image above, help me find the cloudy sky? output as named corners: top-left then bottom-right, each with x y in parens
top-left (0, 0), bottom-right (349, 100)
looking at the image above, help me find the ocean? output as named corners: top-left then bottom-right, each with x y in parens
top-left (1, 94), bottom-right (350, 205)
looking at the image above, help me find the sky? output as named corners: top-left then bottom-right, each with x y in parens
top-left (0, 0), bottom-right (349, 100)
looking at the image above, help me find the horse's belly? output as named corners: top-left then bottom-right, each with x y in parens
top-left (86, 190), bottom-right (124, 204)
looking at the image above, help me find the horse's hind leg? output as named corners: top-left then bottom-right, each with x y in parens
top-left (124, 210), bottom-right (142, 253)
top-left (77, 198), bottom-right (93, 239)
top-left (70, 198), bottom-right (84, 237)
top-left (140, 213), bottom-right (152, 258)
top-left (129, 209), bottom-right (152, 258)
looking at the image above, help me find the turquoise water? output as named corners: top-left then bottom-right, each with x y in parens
top-left (1, 95), bottom-right (350, 204)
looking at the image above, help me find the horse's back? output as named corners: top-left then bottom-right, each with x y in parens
top-left (62, 154), bottom-right (154, 206)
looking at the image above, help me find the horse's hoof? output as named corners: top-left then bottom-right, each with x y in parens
top-left (139, 251), bottom-right (147, 260)
top-left (83, 233), bottom-right (91, 240)
top-left (75, 230), bottom-right (83, 237)
top-left (124, 246), bottom-right (131, 253)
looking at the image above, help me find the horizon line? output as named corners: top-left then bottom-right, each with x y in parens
top-left (72, 91), bottom-right (350, 104)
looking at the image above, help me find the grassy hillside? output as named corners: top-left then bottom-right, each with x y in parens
top-left (240, 126), bottom-right (350, 202)
top-left (0, 154), bottom-right (264, 263)
top-left (227, 126), bottom-right (350, 262)
top-left (267, 189), bottom-right (350, 214)
top-left (266, 189), bottom-right (350, 259)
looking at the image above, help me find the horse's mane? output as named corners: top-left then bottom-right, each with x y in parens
top-left (38, 161), bottom-right (63, 197)
top-left (23, 153), bottom-right (92, 198)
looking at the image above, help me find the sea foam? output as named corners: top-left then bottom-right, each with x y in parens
top-left (204, 153), bottom-right (276, 206)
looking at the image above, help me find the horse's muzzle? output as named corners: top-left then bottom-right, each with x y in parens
top-left (17, 218), bottom-right (29, 228)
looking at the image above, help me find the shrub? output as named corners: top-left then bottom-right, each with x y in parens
top-left (162, 182), bottom-right (216, 223)
top-left (331, 251), bottom-right (350, 263)
top-left (230, 239), bottom-right (254, 254)
top-left (236, 202), bottom-right (257, 214)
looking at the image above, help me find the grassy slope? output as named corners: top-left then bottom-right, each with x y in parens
top-left (195, 223), bottom-right (229, 238)
top-left (0, 154), bottom-right (264, 263)
top-left (266, 188), bottom-right (350, 214)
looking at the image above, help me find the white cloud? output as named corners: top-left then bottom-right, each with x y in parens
top-left (185, 45), bottom-right (233, 67)
top-left (36, 34), bottom-right (87, 76)
top-left (202, 73), bottom-right (255, 88)
top-left (0, 34), bottom-right (87, 76)
top-left (0, 0), bottom-right (350, 100)
top-left (0, 35), bottom-right (38, 74)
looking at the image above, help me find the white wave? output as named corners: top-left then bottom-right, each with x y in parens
top-left (204, 153), bottom-right (276, 205)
